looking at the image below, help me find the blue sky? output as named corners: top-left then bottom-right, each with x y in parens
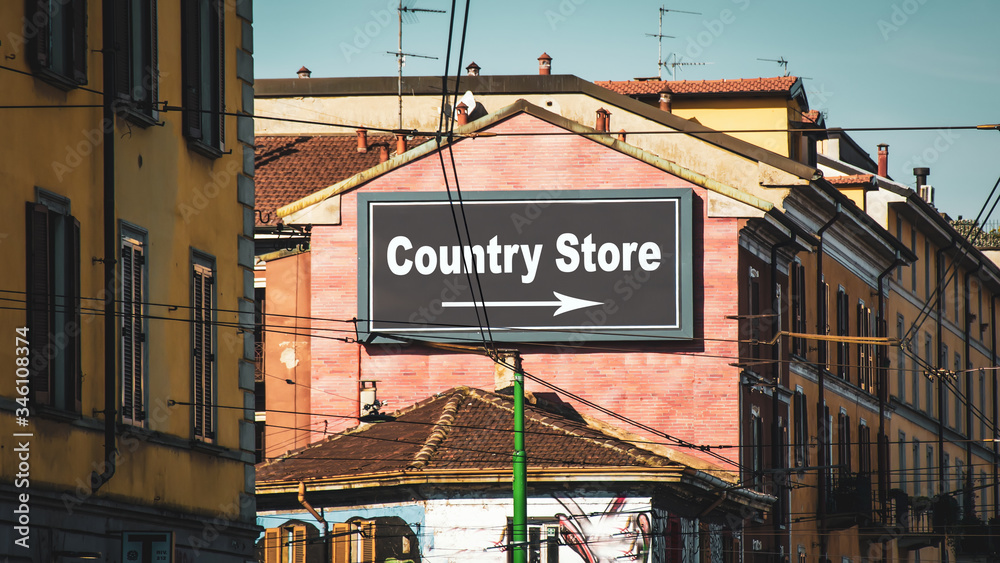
top-left (255, 0), bottom-right (1000, 222)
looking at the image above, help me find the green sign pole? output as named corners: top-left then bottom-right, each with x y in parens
top-left (512, 353), bottom-right (527, 563)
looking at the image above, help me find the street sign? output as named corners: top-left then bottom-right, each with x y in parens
top-left (357, 189), bottom-right (692, 343)
top-left (122, 531), bottom-right (173, 563)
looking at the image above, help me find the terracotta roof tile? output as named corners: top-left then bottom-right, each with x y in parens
top-left (801, 109), bottom-right (822, 123)
top-left (257, 386), bottom-right (700, 483)
top-left (594, 76), bottom-right (799, 97)
top-left (255, 134), bottom-right (409, 225)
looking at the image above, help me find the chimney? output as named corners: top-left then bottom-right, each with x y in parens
top-left (378, 143), bottom-right (389, 163)
top-left (396, 134), bottom-right (407, 155)
top-left (537, 52), bottom-right (552, 75)
top-left (456, 101), bottom-right (469, 125)
top-left (297, 66), bottom-right (311, 79)
top-left (466, 61), bottom-right (480, 76)
top-left (659, 86), bottom-right (672, 112)
top-left (356, 129), bottom-right (368, 153)
top-left (914, 167), bottom-right (933, 203)
top-left (877, 143), bottom-right (889, 177)
top-left (617, 129), bottom-right (627, 143)
top-left (595, 108), bottom-right (610, 132)
top-left (493, 353), bottom-right (520, 394)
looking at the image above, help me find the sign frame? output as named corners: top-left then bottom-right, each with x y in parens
top-left (357, 189), bottom-right (693, 343)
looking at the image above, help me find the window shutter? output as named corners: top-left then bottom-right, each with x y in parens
top-left (113, 0), bottom-right (131, 98)
top-left (181, 0), bottom-right (202, 139)
top-left (71, 0), bottom-right (88, 84)
top-left (193, 263), bottom-right (214, 439)
top-left (121, 240), bottom-right (145, 422)
top-left (216, 0), bottom-right (225, 148)
top-left (332, 523), bottom-right (352, 563)
top-left (25, 203), bottom-right (52, 405)
top-left (26, 0), bottom-right (51, 69)
top-left (263, 528), bottom-right (282, 563)
top-left (291, 525), bottom-right (306, 563)
top-left (148, 0), bottom-right (158, 113)
top-left (359, 521), bottom-right (376, 563)
top-left (70, 217), bottom-right (82, 411)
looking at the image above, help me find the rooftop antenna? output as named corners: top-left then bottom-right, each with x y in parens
top-left (666, 53), bottom-right (713, 80)
top-left (388, 0), bottom-right (444, 130)
top-left (757, 56), bottom-right (790, 76)
top-left (645, 5), bottom-right (700, 79)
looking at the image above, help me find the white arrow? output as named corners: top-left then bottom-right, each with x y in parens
top-left (441, 291), bottom-right (603, 317)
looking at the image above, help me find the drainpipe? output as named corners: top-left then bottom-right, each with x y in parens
top-left (964, 263), bottom-right (981, 518)
top-left (92, 0), bottom-right (118, 493)
top-left (770, 234), bottom-right (797, 554)
top-left (815, 203), bottom-right (841, 559)
top-left (935, 243), bottom-right (956, 496)
top-left (299, 482), bottom-right (329, 563)
top-left (877, 253), bottom-right (904, 519)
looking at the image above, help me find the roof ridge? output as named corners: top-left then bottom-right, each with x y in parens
top-left (406, 389), bottom-right (468, 470)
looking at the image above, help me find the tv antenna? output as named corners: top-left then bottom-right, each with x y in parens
top-left (757, 56), bottom-right (789, 76)
top-left (665, 53), bottom-right (712, 81)
top-left (645, 5), bottom-right (700, 80)
top-left (388, 1), bottom-right (444, 129)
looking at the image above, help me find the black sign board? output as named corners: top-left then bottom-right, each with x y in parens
top-left (357, 189), bottom-right (692, 343)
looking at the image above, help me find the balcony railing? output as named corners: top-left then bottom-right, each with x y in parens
top-left (826, 473), bottom-right (874, 530)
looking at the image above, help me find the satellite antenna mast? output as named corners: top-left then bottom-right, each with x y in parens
top-left (645, 6), bottom-right (700, 79)
top-left (757, 56), bottom-right (790, 76)
top-left (390, 1), bottom-right (444, 129)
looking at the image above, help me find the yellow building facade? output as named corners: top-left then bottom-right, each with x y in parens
top-left (0, 0), bottom-right (259, 560)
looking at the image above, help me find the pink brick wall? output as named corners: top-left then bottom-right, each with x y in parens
top-left (307, 113), bottom-right (742, 466)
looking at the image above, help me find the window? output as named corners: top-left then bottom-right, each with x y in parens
top-left (981, 471), bottom-right (989, 519)
top-left (898, 432), bottom-right (907, 492)
top-left (913, 438), bottom-right (921, 496)
top-left (956, 460), bottom-right (965, 513)
top-left (926, 445), bottom-right (934, 496)
top-left (924, 240), bottom-right (930, 298)
top-left (978, 286), bottom-right (985, 342)
top-left (794, 388), bottom-right (808, 470)
top-left (837, 411), bottom-right (852, 477)
top-left (954, 271), bottom-right (960, 322)
top-left (121, 224), bottom-right (147, 425)
top-left (858, 422), bottom-right (872, 477)
top-left (912, 332), bottom-right (920, 407)
top-left (790, 262), bottom-right (807, 356)
top-left (181, 0), bottom-right (226, 154)
top-left (943, 453), bottom-right (950, 494)
top-left (192, 252), bottom-right (216, 441)
top-left (507, 520), bottom-right (560, 563)
top-left (821, 279), bottom-right (830, 370)
top-left (925, 333), bottom-right (933, 413)
top-left (896, 215), bottom-right (903, 281)
top-left (911, 227), bottom-right (917, 292)
top-left (837, 288), bottom-right (850, 379)
top-left (941, 344), bottom-right (949, 424)
top-left (114, 0), bottom-right (159, 120)
top-left (825, 406), bottom-right (834, 494)
top-left (896, 314), bottom-right (905, 401)
top-left (980, 370), bottom-right (987, 441)
top-left (749, 268), bottom-right (761, 365)
top-left (750, 409), bottom-right (764, 491)
top-left (25, 194), bottom-right (81, 411)
top-left (955, 354), bottom-right (962, 433)
top-left (857, 301), bottom-right (874, 393)
top-left (26, 0), bottom-right (88, 88)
